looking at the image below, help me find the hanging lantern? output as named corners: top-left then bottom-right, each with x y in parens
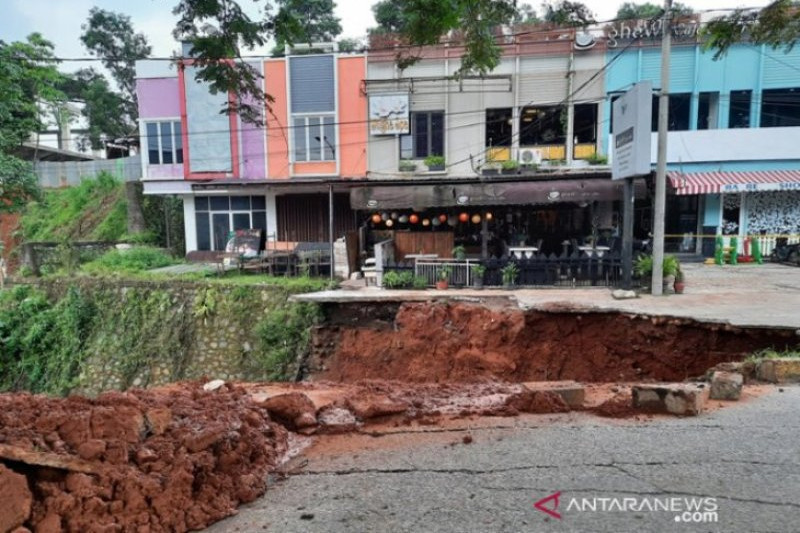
top-left (485, 212), bottom-right (493, 221)
top-left (431, 217), bottom-right (441, 226)
top-left (391, 211), bottom-right (398, 220)
top-left (422, 218), bottom-right (431, 227)
top-left (409, 213), bottom-right (420, 224)
top-left (385, 219), bottom-right (394, 228)
top-left (371, 213), bottom-right (382, 224)
top-left (459, 212), bottom-right (469, 223)
top-left (448, 216), bottom-right (458, 227)
top-left (381, 212), bottom-right (389, 221)
top-left (399, 215), bottom-right (409, 224)
top-left (471, 214), bottom-right (482, 224)
top-left (439, 214), bottom-right (448, 223)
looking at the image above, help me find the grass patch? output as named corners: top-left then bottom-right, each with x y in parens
top-left (746, 348), bottom-right (800, 363)
top-left (80, 247), bottom-right (180, 274)
top-left (21, 172), bottom-right (127, 242)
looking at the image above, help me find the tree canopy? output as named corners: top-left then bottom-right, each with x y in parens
top-left (542, 1), bottom-right (595, 28)
top-left (272, 0), bottom-right (342, 55)
top-left (703, 0), bottom-right (800, 58)
top-left (616, 2), bottom-right (694, 21)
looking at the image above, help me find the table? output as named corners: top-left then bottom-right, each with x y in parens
top-left (404, 253), bottom-right (439, 261)
top-left (508, 247), bottom-right (539, 259)
top-left (578, 245), bottom-right (611, 257)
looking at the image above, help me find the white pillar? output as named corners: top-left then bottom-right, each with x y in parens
top-left (182, 195), bottom-right (197, 253)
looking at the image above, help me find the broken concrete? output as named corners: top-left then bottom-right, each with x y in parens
top-left (756, 358), bottom-right (800, 383)
top-left (632, 383), bottom-right (709, 416)
top-left (522, 381), bottom-right (585, 408)
top-left (260, 392), bottom-right (318, 430)
top-left (707, 361), bottom-right (756, 382)
top-left (710, 371), bottom-right (744, 401)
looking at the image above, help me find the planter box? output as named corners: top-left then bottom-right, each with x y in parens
top-left (427, 164), bottom-right (445, 172)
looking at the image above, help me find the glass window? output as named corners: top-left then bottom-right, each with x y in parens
top-left (573, 104), bottom-right (598, 143)
top-left (729, 90), bottom-right (751, 129)
top-left (232, 213), bottom-right (250, 231)
top-left (697, 92), bottom-right (719, 130)
top-left (231, 196), bottom-right (250, 210)
top-left (761, 88), bottom-right (800, 127)
top-left (486, 108), bottom-right (513, 148)
top-left (651, 94), bottom-right (691, 131)
top-left (323, 117), bottom-right (336, 160)
top-left (195, 196), bottom-right (209, 212)
top-left (251, 195), bottom-right (266, 210)
top-left (212, 213), bottom-right (230, 252)
top-left (210, 197), bottom-right (229, 211)
top-left (293, 115), bottom-right (335, 162)
top-left (174, 121), bottom-right (183, 163)
top-left (520, 106), bottom-right (565, 145)
top-left (146, 123), bottom-right (159, 165)
top-left (196, 212), bottom-right (211, 251)
top-left (293, 118), bottom-right (307, 161)
top-left (252, 211), bottom-right (267, 232)
top-left (160, 122), bottom-right (173, 164)
top-left (309, 117), bottom-right (321, 161)
top-left (400, 111), bottom-right (444, 159)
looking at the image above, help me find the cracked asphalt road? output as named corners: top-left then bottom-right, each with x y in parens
top-left (206, 386), bottom-right (800, 532)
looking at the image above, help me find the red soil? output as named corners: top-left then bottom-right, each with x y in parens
top-left (0, 383), bottom-right (288, 532)
top-left (311, 302), bottom-right (797, 383)
top-left (0, 213), bottom-right (20, 274)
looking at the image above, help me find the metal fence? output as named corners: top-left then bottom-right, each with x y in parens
top-left (384, 251), bottom-right (625, 288)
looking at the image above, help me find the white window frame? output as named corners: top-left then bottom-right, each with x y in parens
top-left (195, 196), bottom-right (267, 251)
top-left (145, 120), bottom-right (182, 165)
top-left (292, 113), bottom-right (336, 162)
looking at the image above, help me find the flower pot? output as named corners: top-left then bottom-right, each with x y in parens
top-left (435, 280), bottom-right (449, 290)
top-left (663, 274), bottom-right (675, 294)
top-left (503, 282), bottom-right (515, 290)
top-left (427, 164), bottom-right (445, 172)
top-left (674, 280), bottom-right (685, 294)
top-left (472, 278), bottom-right (484, 290)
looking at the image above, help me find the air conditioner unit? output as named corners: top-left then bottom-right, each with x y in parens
top-left (518, 148), bottom-right (543, 166)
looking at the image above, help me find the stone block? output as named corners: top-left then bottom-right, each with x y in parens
top-left (611, 289), bottom-right (638, 300)
top-left (632, 383), bottom-right (709, 416)
top-left (756, 358), bottom-right (800, 383)
top-left (522, 381), bottom-right (585, 408)
top-left (709, 371), bottom-right (743, 400)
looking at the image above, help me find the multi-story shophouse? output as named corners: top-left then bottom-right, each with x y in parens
top-left (603, 14), bottom-right (800, 256)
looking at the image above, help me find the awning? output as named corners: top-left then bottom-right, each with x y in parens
top-left (350, 178), bottom-right (644, 210)
top-left (669, 170), bottom-right (800, 195)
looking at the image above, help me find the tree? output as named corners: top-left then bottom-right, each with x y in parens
top-left (337, 37), bottom-right (363, 53)
top-left (514, 3), bottom-right (540, 24)
top-left (703, 1), bottom-right (800, 58)
top-left (272, 0), bottom-right (342, 54)
top-left (542, 1), bottom-right (595, 27)
top-left (616, 2), bottom-right (694, 21)
top-left (371, 0), bottom-right (409, 34)
top-left (60, 69), bottom-right (131, 151)
top-left (80, 8), bottom-right (151, 121)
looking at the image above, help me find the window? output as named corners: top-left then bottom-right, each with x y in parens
top-left (194, 196), bottom-right (267, 251)
top-left (293, 116), bottom-right (336, 162)
top-left (145, 121), bottom-right (183, 165)
top-left (399, 111), bottom-right (444, 159)
top-left (729, 90), bottom-right (752, 129)
top-left (485, 108), bottom-right (513, 147)
top-left (519, 106), bottom-right (565, 145)
top-left (761, 88), bottom-right (800, 127)
top-left (697, 92), bottom-right (719, 130)
top-left (573, 103), bottom-right (598, 143)
top-left (651, 93), bottom-right (691, 132)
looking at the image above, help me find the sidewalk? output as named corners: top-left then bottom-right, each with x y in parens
top-left (295, 263), bottom-right (800, 330)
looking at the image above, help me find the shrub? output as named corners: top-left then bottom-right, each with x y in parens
top-left (424, 155), bottom-right (446, 168)
top-left (81, 247), bottom-right (179, 274)
top-left (501, 262), bottom-right (519, 285)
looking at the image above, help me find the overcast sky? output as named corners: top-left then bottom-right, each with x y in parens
top-left (0, 0), bottom-right (771, 69)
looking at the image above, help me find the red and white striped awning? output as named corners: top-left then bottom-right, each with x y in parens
top-left (668, 170), bottom-right (800, 195)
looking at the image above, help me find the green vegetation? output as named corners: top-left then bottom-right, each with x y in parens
top-left (746, 348), bottom-right (800, 364)
top-left (21, 172), bottom-right (127, 243)
top-left (501, 262), bottom-right (519, 286)
top-left (252, 302), bottom-right (322, 381)
top-left (81, 247), bottom-right (179, 274)
top-left (501, 159), bottom-right (520, 171)
top-left (424, 155), bottom-right (446, 169)
top-left (634, 254), bottom-right (680, 277)
top-left (382, 270), bottom-right (427, 289)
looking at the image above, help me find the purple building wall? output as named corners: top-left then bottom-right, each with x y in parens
top-left (137, 78), bottom-right (180, 118)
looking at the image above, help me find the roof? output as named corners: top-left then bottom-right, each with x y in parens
top-left (668, 170), bottom-right (800, 195)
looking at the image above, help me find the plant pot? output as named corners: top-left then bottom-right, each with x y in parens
top-left (501, 169), bottom-right (519, 175)
top-left (435, 280), bottom-right (449, 290)
top-left (662, 274), bottom-right (675, 294)
top-left (674, 280), bottom-right (685, 294)
top-left (472, 279), bottom-right (484, 290)
top-left (481, 168), bottom-right (499, 176)
top-left (427, 164), bottom-right (445, 172)
top-left (503, 282), bottom-right (515, 290)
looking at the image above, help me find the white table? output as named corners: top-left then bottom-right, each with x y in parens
top-left (578, 245), bottom-right (610, 257)
top-left (508, 246), bottom-right (539, 259)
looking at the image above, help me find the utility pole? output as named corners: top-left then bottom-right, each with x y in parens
top-left (651, 0), bottom-right (672, 295)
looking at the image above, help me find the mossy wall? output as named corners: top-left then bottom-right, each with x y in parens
top-left (0, 279), bottom-right (321, 395)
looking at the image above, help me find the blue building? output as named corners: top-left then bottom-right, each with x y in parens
top-left (603, 18), bottom-right (800, 256)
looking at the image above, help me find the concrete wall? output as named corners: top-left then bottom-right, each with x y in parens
top-left (36, 156), bottom-right (141, 188)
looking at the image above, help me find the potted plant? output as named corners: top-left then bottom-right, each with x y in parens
top-left (501, 262), bottom-right (519, 289)
top-left (399, 160), bottom-right (417, 173)
top-left (471, 264), bottom-right (486, 289)
top-left (481, 161), bottom-right (501, 176)
top-left (662, 254), bottom-right (679, 293)
top-left (501, 159), bottom-right (519, 175)
top-left (452, 244), bottom-right (466, 260)
top-left (436, 265), bottom-right (451, 290)
top-left (674, 268), bottom-right (686, 294)
top-left (424, 155), bottom-right (446, 171)
top-left (634, 254), bottom-right (680, 292)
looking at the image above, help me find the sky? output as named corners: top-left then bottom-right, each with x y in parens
top-left (0, 0), bottom-right (772, 70)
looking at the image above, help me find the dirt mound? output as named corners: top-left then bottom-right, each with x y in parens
top-left (310, 302), bottom-right (797, 383)
top-left (0, 383), bottom-right (288, 532)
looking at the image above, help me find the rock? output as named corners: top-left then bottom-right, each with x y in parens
top-left (522, 381), bottom-right (585, 408)
top-left (261, 393), bottom-right (317, 430)
top-left (76, 439), bottom-right (107, 461)
top-left (0, 443), bottom-right (99, 474)
top-left (317, 407), bottom-right (359, 434)
top-left (203, 379), bottom-right (226, 391)
top-left (756, 358), bottom-right (800, 383)
top-left (346, 394), bottom-right (409, 420)
top-left (611, 289), bottom-right (638, 300)
top-left (0, 464), bottom-right (32, 532)
top-left (145, 408), bottom-right (173, 436)
top-left (183, 425), bottom-right (227, 453)
top-left (710, 371), bottom-right (743, 401)
top-left (632, 383), bottom-right (709, 416)
top-left (294, 412), bottom-right (318, 429)
top-left (90, 406), bottom-right (145, 444)
top-left (505, 390), bottom-right (570, 414)
top-left (707, 361), bottom-right (756, 382)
